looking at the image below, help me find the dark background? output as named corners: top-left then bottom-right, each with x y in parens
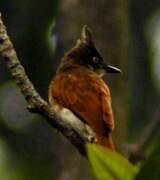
top-left (0, 0), bottom-right (160, 179)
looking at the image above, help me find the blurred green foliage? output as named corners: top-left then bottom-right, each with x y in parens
top-left (128, 0), bottom-right (160, 139)
top-left (0, 0), bottom-right (59, 97)
top-left (0, 138), bottom-right (55, 180)
top-left (0, 1), bottom-right (59, 179)
top-left (135, 142), bottom-right (160, 180)
top-left (88, 144), bottom-right (160, 180)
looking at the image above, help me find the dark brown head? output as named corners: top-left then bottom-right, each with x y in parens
top-left (62, 25), bottom-right (121, 74)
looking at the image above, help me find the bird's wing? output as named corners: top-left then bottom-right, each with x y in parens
top-left (49, 70), bottom-right (114, 136)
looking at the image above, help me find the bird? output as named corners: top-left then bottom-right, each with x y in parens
top-left (48, 25), bottom-right (121, 150)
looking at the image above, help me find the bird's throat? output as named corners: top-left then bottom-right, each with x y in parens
top-left (95, 69), bottom-right (105, 77)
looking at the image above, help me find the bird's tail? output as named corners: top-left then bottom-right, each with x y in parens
top-left (96, 134), bottom-right (115, 151)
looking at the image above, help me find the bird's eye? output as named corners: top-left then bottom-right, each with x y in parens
top-left (92, 57), bottom-right (99, 63)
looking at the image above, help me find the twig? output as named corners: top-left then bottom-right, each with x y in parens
top-left (0, 12), bottom-right (96, 155)
top-left (122, 109), bottom-right (160, 164)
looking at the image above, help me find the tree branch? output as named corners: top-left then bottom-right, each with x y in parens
top-left (0, 12), bottom-right (96, 155)
top-left (121, 108), bottom-right (160, 164)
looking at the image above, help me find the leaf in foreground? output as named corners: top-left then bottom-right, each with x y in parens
top-left (87, 144), bottom-right (138, 180)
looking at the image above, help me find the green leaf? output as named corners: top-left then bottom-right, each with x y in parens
top-left (87, 144), bottom-right (138, 180)
top-left (135, 142), bottom-right (160, 180)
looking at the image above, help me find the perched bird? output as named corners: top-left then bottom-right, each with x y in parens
top-left (49, 26), bottom-right (121, 150)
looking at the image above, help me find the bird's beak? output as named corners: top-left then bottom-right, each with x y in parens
top-left (106, 65), bottom-right (122, 73)
top-left (102, 64), bottom-right (121, 73)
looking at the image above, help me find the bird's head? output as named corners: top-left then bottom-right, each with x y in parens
top-left (63, 25), bottom-right (121, 76)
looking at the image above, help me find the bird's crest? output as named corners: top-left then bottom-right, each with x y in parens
top-left (64, 25), bottom-right (101, 61)
top-left (75, 25), bottom-right (94, 47)
top-left (81, 25), bottom-right (93, 44)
